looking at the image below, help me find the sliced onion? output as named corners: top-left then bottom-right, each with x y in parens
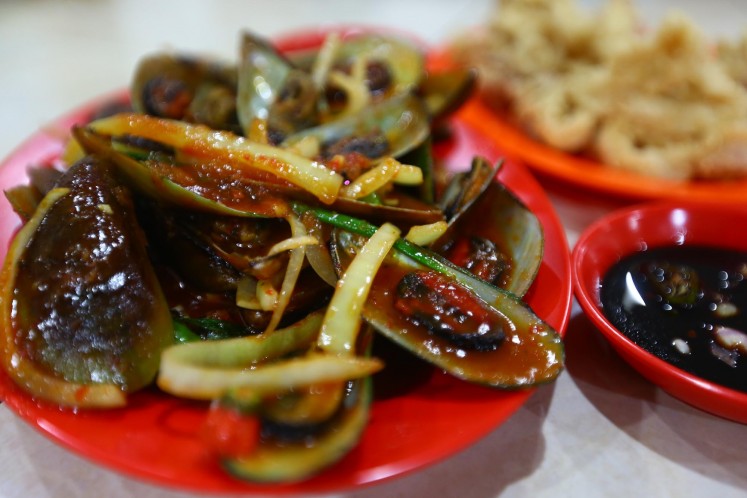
top-left (263, 214), bottom-right (308, 333)
top-left (158, 311), bottom-right (331, 399)
top-left (159, 347), bottom-right (381, 400)
top-left (318, 222), bottom-right (400, 355)
top-left (236, 275), bottom-right (261, 309)
top-left (714, 325), bottom-right (747, 354)
top-left (285, 135), bottom-right (321, 158)
top-left (266, 235), bottom-right (319, 257)
top-left (340, 157), bottom-right (400, 199)
top-left (246, 117), bottom-right (271, 144)
top-left (159, 292), bottom-right (385, 404)
top-left (391, 164), bottom-right (424, 186)
top-left (79, 113), bottom-right (344, 204)
top-left (256, 279), bottom-right (279, 311)
top-left (327, 58), bottom-right (370, 118)
top-left (301, 213), bottom-right (339, 287)
top-left (405, 220), bottom-right (448, 245)
top-left (311, 32), bottom-right (341, 89)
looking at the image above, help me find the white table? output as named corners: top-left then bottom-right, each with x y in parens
top-left (1, 1), bottom-right (746, 497)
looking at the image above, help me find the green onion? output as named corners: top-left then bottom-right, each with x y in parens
top-left (173, 321), bottom-right (201, 343)
top-left (173, 315), bottom-right (251, 341)
top-left (292, 202), bottom-right (453, 275)
top-left (291, 202), bottom-right (523, 310)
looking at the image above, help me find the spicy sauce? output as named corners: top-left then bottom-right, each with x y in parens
top-left (601, 245), bottom-right (747, 392)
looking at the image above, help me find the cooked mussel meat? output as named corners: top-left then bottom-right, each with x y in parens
top-left (395, 270), bottom-right (505, 351)
top-left (281, 92), bottom-right (430, 162)
top-left (443, 236), bottom-right (509, 286)
top-left (434, 158), bottom-right (543, 297)
top-left (329, 220), bottom-right (563, 388)
top-left (131, 53), bottom-right (239, 131)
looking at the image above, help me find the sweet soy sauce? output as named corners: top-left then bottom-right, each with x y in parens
top-left (601, 245), bottom-right (747, 393)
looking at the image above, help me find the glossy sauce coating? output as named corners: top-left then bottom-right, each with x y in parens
top-left (367, 264), bottom-right (560, 386)
top-left (12, 157), bottom-right (170, 389)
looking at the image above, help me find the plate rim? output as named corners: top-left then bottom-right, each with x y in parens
top-left (460, 99), bottom-right (747, 204)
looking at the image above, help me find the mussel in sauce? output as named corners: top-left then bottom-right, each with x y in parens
top-left (330, 218), bottom-right (562, 388)
top-left (281, 92), bottom-right (431, 163)
top-left (0, 156), bottom-right (173, 406)
top-left (395, 270), bottom-right (506, 351)
top-left (131, 53), bottom-right (239, 132)
top-left (434, 158), bottom-right (543, 297)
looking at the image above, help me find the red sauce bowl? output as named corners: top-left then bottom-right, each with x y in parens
top-left (572, 201), bottom-right (747, 424)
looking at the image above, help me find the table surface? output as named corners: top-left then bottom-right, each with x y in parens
top-left (1, 1), bottom-right (746, 497)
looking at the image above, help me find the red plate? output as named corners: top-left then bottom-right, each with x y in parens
top-left (457, 99), bottom-right (747, 204)
top-left (0, 36), bottom-right (572, 495)
top-left (573, 201), bottom-right (747, 424)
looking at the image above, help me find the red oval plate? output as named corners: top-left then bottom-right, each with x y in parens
top-left (458, 99), bottom-right (747, 204)
top-left (0, 35), bottom-right (572, 495)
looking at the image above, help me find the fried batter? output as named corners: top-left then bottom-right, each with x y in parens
top-left (452, 0), bottom-right (747, 180)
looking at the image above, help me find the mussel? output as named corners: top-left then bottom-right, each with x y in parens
top-left (281, 92), bottom-right (431, 163)
top-left (216, 322), bottom-right (376, 483)
top-left (131, 53), bottom-right (239, 132)
top-left (0, 156), bottom-right (174, 407)
top-left (289, 33), bottom-right (425, 101)
top-left (434, 159), bottom-right (543, 297)
top-left (4, 166), bottom-right (63, 222)
top-left (71, 125), bottom-right (294, 218)
top-left (285, 32), bottom-right (475, 126)
top-left (329, 169), bottom-right (562, 388)
top-left (419, 66), bottom-right (477, 122)
top-left (222, 374), bottom-right (372, 483)
top-left (134, 200), bottom-right (286, 293)
top-left (237, 32), bottom-right (320, 141)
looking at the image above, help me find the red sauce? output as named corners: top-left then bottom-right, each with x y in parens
top-left (366, 264), bottom-right (559, 385)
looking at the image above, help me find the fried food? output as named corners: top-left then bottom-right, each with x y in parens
top-left (452, 0), bottom-right (747, 180)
